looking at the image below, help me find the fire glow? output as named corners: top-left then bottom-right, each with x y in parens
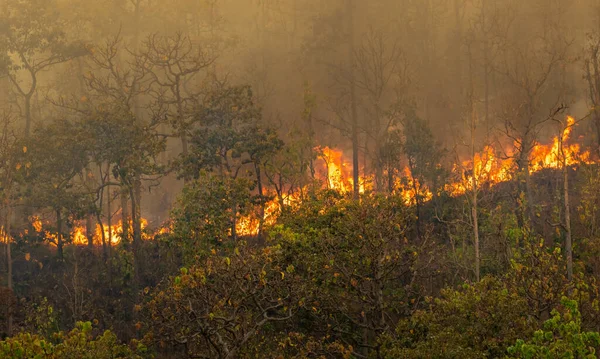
top-left (27, 216), bottom-right (153, 247)
top-left (237, 116), bottom-right (593, 236)
top-left (16, 117), bottom-right (593, 240)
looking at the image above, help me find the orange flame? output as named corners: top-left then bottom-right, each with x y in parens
top-left (70, 218), bottom-right (150, 246)
top-left (236, 116), bottom-right (592, 236)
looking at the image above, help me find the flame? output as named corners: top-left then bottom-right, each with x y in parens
top-left (317, 147), bottom-right (355, 193)
top-left (70, 218), bottom-right (151, 246)
top-left (28, 216), bottom-right (155, 247)
top-left (0, 226), bottom-right (13, 244)
top-left (236, 116), bottom-right (592, 236)
top-left (20, 118), bottom-right (590, 240)
top-left (446, 145), bottom-right (515, 196)
top-left (447, 116), bottom-right (590, 196)
top-left (31, 216), bottom-right (43, 232)
top-left (530, 116), bottom-right (590, 171)
top-left (396, 167), bottom-right (433, 205)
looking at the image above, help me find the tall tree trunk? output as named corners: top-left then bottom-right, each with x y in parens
top-left (106, 178), bottom-right (113, 290)
top-left (86, 214), bottom-right (94, 249)
top-left (24, 94), bottom-right (32, 137)
top-left (409, 164), bottom-right (422, 241)
top-left (560, 125), bottom-right (573, 281)
top-left (5, 205), bottom-right (12, 336)
top-left (468, 42), bottom-right (481, 282)
top-left (130, 180), bottom-right (142, 288)
top-left (106, 164), bottom-right (112, 260)
top-left (132, 177), bottom-right (142, 246)
top-left (121, 187), bottom-right (130, 244)
top-left (347, 0), bottom-right (360, 200)
top-left (471, 136), bottom-right (480, 282)
top-left (255, 163), bottom-right (265, 237)
top-left (56, 209), bottom-right (63, 259)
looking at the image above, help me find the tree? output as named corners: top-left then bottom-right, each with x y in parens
top-left (585, 32), bottom-right (600, 156)
top-left (0, 0), bottom-right (87, 136)
top-left (402, 109), bottom-right (445, 239)
top-left (275, 194), bottom-right (438, 358)
top-left (507, 298), bottom-right (600, 359)
top-left (0, 321), bottom-right (146, 358)
top-left (141, 32), bottom-right (215, 163)
top-left (181, 84), bottom-right (281, 239)
top-left (79, 104), bottom-right (165, 281)
top-left (21, 119), bottom-right (92, 259)
top-left (382, 276), bottom-right (533, 359)
top-left (352, 27), bottom-right (410, 193)
top-left (141, 244), bottom-right (299, 359)
top-left (492, 0), bottom-right (573, 229)
top-left (169, 172), bottom-right (254, 264)
top-left (0, 112), bottom-right (20, 336)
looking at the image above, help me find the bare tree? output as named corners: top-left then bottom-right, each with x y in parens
top-left (493, 2), bottom-right (572, 227)
top-left (141, 32), bottom-right (216, 162)
top-left (353, 28), bottom-right (410, 192)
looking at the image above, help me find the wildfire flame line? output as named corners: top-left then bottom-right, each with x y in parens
top-left (237, 116), bottom-right (592, 236)
top-left (19, 117), bottom-right (591, 240)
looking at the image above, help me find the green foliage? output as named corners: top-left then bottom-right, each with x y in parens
top-left (506, 239), bottom-right (600, 326)
top-left (0, 321), bottom-right (146, 358)
top-left (402, 108), bottom-right (447, 194)
top-left (141, 244), bottom-right (300, 358)
top-left (169, 172), bottom-right (255, 262)
top-left (507, 298), bottom-right (600, 359)
top-left (181, 84), bottom-right (281, 180)
top-left (382, 276), bottom-right (532, 359)
top-left (79, 105), bottom-right (165, 188)
top-left (272, 193), bottom-right (435, 356)
top-left (21, 119), bottom-right (92, 219)
top-left (0, 0), bottom-right (87, 74)
top-left (21, 298), bottom-right (59, 339)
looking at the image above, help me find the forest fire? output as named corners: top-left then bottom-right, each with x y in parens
top-left (71, 219), bottom-right (150, 246)
top-left (26, 216), bottom-right (153, 246)
top-left (450, 116), bottom-right (592, 196)
top-left (317, 146), bottom-right (356, 193)
top-left (17, 118), bottom-right (592, 240)
top-left (236, 116), bottom-right (593, 236)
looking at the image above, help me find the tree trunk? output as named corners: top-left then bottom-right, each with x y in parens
top-left (347, 0), bottom-right (360, 200)
top-left (121, 187), bottom-right (129, 244)
top-left (255, 163), bottom-right (265, 237)
top-left (106, 165), bottom-right (112, 260)
top-left (86, 214), bottom-right (94, 249)
top-left (5, 205), bottom-right (12, 336)
top-left (56, 209), bottom-right (63, 259)
top-left (130, 180), bottom-right (142, 288)
top-left (561, 126), bottom-right (573, 281)
top-left (24, 94), bottom-right (32, 137)
top-left (106, 178), bottom-right (113, 289)
top-left (472, 173), bottom-right (480, 282)
top-left (132, 177), bottom-right (142, 246)
top-left (410, 165), bottom-right (422, 241)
